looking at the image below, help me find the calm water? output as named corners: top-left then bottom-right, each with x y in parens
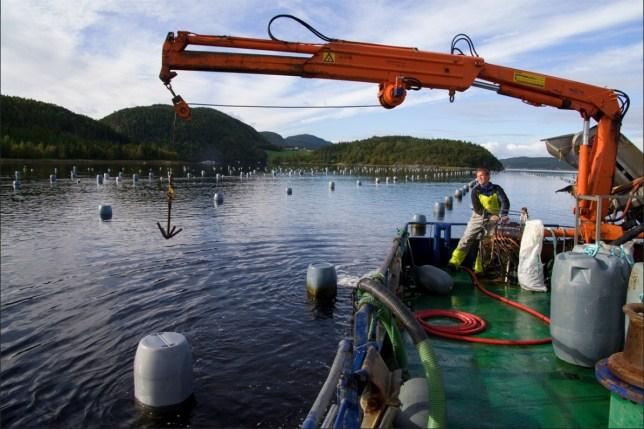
top-left (0, 162), bottom-right (575, 428)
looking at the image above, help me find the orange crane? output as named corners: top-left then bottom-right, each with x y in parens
top-left (159, 15), bottom-right (631, 243)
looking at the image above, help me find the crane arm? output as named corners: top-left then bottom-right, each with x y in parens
top-left (159, 30), bottom-right (627, 242)
top-left (160, 31), bottom-right (621, 120)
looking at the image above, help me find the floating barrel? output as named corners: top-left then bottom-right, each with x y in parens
top-left (49, 174), bottom-right (56, 183)
top-left (15, 171), bottom-right (20, 180)
top-left (214, 192), bottom-right (224, 205)
top-left (98, 204), bottom-right (112, 221)
top-left (356, 180), bottom-right (362, 186)
top-left (444, 196), bottom-right (453, 210)
top-left (286, 187), bottom-right (292, 195)
top-left (550, 249), bottom-right (631, 367)
top-left (306, 262), bottom-right (337, 300)
top-left (410, 214), bottom-right (426, 236)
top-left (454, 189), bottom-right (462, 199)
top-left (201, 170), bottom-right (205, 177)
top-left (329, 181), bottom-right (335, 191)
top-left (134, 332), bottom-right (193, 408)
top-left (12, 180), bottom-right (20, 190)
top-left (375, 177), bottom-right (380, 184)
top-left (96, 175), bottom-right (103, 185)
top-left (433, 201), bottom-right (445, 218)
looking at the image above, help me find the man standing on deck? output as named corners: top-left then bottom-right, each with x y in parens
top-left (448, 167), bottom-right (510, 273)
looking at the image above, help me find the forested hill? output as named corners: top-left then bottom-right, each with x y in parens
top-left (101, 105), bottom-right (274, 164)
top-left (297, 136), bottom-right (503, 169)
top-left (0, 95), bottom-right (136, 159)
top-left (501, 156), bottom-right (576, 170)
top-left (260, 132), bottom-right (332, 149)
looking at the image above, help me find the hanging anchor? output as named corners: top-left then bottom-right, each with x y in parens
top-left (157, 176), bottom-right (182, 239)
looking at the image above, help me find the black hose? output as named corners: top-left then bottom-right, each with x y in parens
top-left (610, 224), bottom-right (644, 246)
top-left (357, 277), bottom-right (426, 344)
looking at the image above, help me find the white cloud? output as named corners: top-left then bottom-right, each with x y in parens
top-left (1, 0), bottom-right (642, 150)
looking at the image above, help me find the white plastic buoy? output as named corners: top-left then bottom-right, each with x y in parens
top-left (49, 174), bottom-right (56, 183)
top-left (12, 180), bottom-right (21, 190)
top-left (444, 195), bottom-right (453, 210)
top-left (356, 180), bottom-right (362, 186)
top-left (134, 332), bottom-right (193, 408)
top-left (410, 214), bottom-right (427, 236)
top-left (375, 177), bottom-right (380, 184)
top-left (454, 189), bottom-right (462, 199)
top-left (214, 192), bottom-right (224, 205)
top-left (306, 262), bottom-right (337, 300)
top-left (98, 204), bottom-right (112, 221)
top-left (104, 173), bottom-right (109, 182)
top-left (286, 187), bottom-right (293, 195)
top-left (133, 174), bottom-right (139, 183)
top-left (329, 181), bottom-right (335, 191)
top-left (15, 171), bottom-right (20, 180)
top-left (201, 170), bottom-right (205, 177)
top-left (96, 175), bottom-right (103, 185)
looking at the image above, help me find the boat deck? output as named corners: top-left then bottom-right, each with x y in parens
top-left (407, 271), bottom-right (610, 429)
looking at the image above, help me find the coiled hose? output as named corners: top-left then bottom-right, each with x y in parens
top-left (357, 276), bottom-right (445, 429)
top-left (415, 267), bottom-right (551, 345)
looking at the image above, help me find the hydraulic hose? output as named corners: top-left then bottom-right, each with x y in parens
top-left (301, 339), bottom-right (352, 429)
top-left (357, 276), bottom-right (445, 429)
top-left (415, 267), bottom-right (551, 345)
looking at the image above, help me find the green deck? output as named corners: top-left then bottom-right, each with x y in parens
top-left (407, 271), bottom-right (610, 429)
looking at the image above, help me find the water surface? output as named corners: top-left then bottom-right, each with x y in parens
top-left (0, 163), bottom-right (575, 428)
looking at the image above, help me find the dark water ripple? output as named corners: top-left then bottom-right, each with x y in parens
top-left (0, 166), bottom-right (574, 428)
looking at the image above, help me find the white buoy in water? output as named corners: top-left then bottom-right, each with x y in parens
top-left (329, 181), bottom-right (335, 191)
top-left (99, 204), bottom-right (112, 221)
top-left (12, 180), bottom-right (21, 190)
top-left (133, 174), bottom-right (139, 183)
top-left (444, 195), bottom-right (453, 210)
top-left (49, 174), bottom-right (56, 183)
top-left (306, 262), bottom-right (337, 300)
top-left (97, 175), bottom-right (103, 185)
top-left (201, 170), bottom-right (205, 177)
top-left (286, 187), bottom-right (292, 195)
top-left (356, 180), bottom-right (362, 186)
top-left (375, 177), bottom-right (380, 184)
top-left (410, 214), bottom-right (427, 236)
top-left (454, 189), bottom-right (462, 199)
top-left (214, 192), bottom-right (224, 205)
top-left (134, 332), bottom-right (193, 408)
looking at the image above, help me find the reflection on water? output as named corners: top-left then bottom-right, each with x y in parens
top-left (0, 161), bottom-right (574, 428)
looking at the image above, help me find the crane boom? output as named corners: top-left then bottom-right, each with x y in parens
top-left (159, 29), bottom-right (627, 242)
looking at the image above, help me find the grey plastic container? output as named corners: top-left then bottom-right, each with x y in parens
top-left (550, 250), bottom-right (631, 367)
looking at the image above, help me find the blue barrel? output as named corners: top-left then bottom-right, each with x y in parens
top-left (550, 250), bottom-right (631, 367)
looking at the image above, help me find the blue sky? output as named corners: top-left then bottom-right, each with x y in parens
top-left (1, 0), bottom-right (642, 159)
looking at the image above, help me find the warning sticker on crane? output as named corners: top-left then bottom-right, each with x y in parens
top-left (513, 71), bottom-right (546, 88)
top-left (322, 51), bottom-right (336, 63)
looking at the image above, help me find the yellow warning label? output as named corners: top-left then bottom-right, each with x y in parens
top-left (513, 71), bottom-right (546, 88)
top-left (322, 51), bottom-right (336, 63)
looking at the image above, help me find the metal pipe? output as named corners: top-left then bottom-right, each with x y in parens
top-left (301, 340), bottom-right (352, 429)
top-left (472, 80), bottom-right (500, 92)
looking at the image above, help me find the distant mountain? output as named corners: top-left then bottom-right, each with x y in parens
top-left (260, 131), bottom-right (286, 147)
top-left (284, 134), bottom-right (331, 149)
top-left (501, 156), bottom-right (576, 171)
top-left (101, 105), bottom-right (274, 165)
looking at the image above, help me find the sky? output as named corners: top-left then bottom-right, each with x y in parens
top-left (1, 0), bottom-right (642, 159)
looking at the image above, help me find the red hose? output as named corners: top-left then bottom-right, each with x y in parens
top-left (415, 267), bottom-right (551, 345)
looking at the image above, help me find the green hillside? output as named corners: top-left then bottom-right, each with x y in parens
top-left (101, 105), bottom-right (273, 165)
top-left (0, 94), bottom-right (156, 159)
top-left (284, 134), bottom-right (331, 149)
top-left (279, 135), bottom-right (502, 169)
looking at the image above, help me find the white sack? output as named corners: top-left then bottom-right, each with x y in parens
top-left (518, 219), bottom-right (547, 292)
